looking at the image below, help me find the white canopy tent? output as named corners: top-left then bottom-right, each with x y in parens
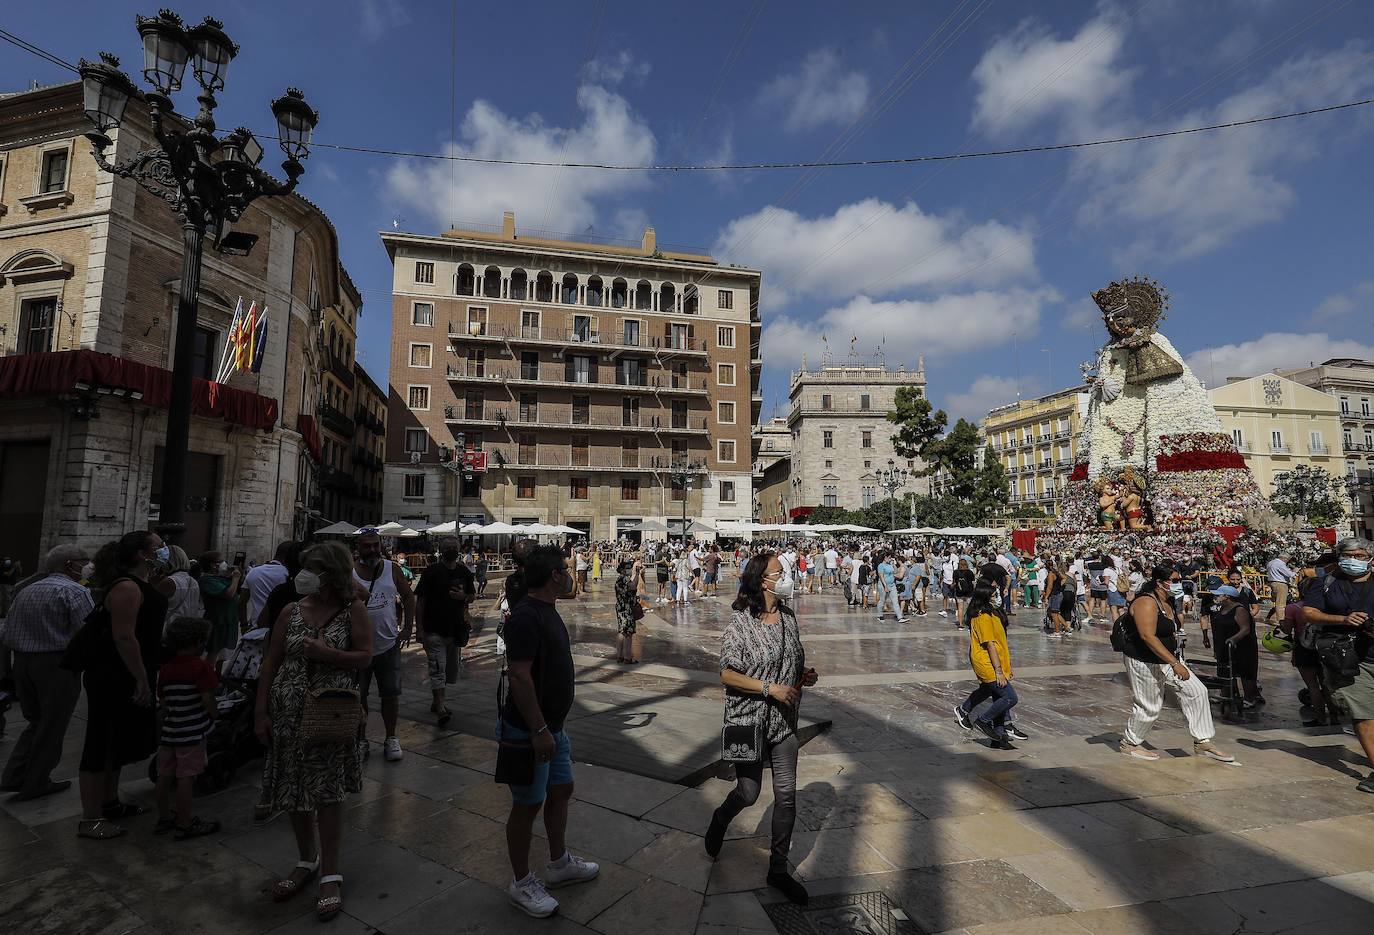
top-left (887, 526), bottom-right (1006, 537)
top-left (313, 521), bottom-right (358, 536)
top-left (362, 521), bottom-right (422, 538)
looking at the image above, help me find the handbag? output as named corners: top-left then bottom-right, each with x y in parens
top-left (60, 577), bottom-right (135, 674)
top-left (720, 610), bottom-right (792, 765)
top-left (297, 624), bottom-right (362, 746)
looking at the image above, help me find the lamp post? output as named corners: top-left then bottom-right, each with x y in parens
top-left (877, 458), bottom-right (909, 532)
top-left (78, 11), bottom-right (317, 542)
top-left (669, 458), bottom-right (703, 542)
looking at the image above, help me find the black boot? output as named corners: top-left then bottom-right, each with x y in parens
top-left (704, 809), bottom-right (728, 859)
top-left (767, 870), bottom-right (808, 905)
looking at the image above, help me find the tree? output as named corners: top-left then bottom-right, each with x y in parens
top-left (1271, 464), bottom-right (1346, 527)
top-left (975, 446), bottom-right (1010, 516)
top-left (1008, 504), bottom-right (1047, 519)
top-left (928, 418), bottom-right (983, 500)
top-left (887, 386), bottom-right (946, 473)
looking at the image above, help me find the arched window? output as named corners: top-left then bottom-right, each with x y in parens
top-left (659, 282), bottom-right (676, 314)
top-left (455, 264), bottom-right (476, 296)
top-left (683, 284), bottom-right (699, 315)
top-left (634, 280), bottom-right (653, 311)
top-left (586, 276), bottom-right (603, 308)
top-left (482, 266), bottom-right (501, 298)
top-left (535, 271), bottom-right (554, 303)
top-left (611, 278), bottom-right (628, 309)
top-left (510, 269), bottom-right (528, 300)
top-left (561, 273), bottom-right (579, 305)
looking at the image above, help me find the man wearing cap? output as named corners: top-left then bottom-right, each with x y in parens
top-left (1303, 537), bottom-right (1374, 793)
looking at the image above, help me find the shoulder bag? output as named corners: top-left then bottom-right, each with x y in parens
top-left (60, 577), bottom-right (131, 673)
top-left (721, 610), bottom-right (792, 765)
top-left (298, 608), bottom-right (363, 746)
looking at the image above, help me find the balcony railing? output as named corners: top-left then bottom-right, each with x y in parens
top-left (441, 407), bottom-right (709, 434)
top-left (447, 323), bottom-right (707, 354)
top-left (444, 364), bottom-right (709, 395)
top-left (327, 349), bottom-right (354, 388)
top-left (487, 448), bottom-right (705, 473)
top-left (1270, 443), bottom-right (1291, 454)
top-left (1344, 441), bottom-right (1372, 453)
top-left (318, 402), bottom-right (354, 437)
top-left (1309, 442), bottom-right (1330, 455)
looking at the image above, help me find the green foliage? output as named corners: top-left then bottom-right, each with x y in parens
top-left (1008, 504), bottom-right (1047, 518)
top-left (976, 446), bottom-right (1010, 515)
top-left (1270, 464), bottom-right (1347, 527)
top-left (887, 386), bottom-right (946, 470)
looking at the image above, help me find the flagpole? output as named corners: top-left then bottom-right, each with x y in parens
top-left (217, 297), bottom-right (244, 383)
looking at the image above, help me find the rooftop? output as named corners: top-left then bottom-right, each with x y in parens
top-left (985, 383), bottom-right (1090, 419)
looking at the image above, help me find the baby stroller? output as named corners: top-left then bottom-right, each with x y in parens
top-left (149, 627), bottom-right (269, 793)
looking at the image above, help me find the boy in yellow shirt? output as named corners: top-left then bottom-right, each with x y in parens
top-left (952, 584), bottom-right (1022, 749)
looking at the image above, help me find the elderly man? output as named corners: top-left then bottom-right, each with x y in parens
top-left (1266, 551), bottom-right (1297, 617)
top-left (0, 544), bottom-right (92, 800)
top-left (1304, 537), bottom-right (1374, 793)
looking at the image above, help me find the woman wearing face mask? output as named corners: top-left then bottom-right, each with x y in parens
top-left (74, 530), bottom-right (171, 839)
top-left (1117, 565), bottom-right (1234, 763)
top-left (705, 550), bottom-right (817, 906)
top-left (1210, 584), bottom-right (1262, 708)
top-left (256, 542), bottom-right (372, 921)
top-left (197, 551), bottom-right (243, 661)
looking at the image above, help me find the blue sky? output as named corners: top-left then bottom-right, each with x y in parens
top-left (7, 0), bottom-right (1374, 425)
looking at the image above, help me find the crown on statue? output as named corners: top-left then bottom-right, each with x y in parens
top-left (1091, 276), bottom-right (1170, 331)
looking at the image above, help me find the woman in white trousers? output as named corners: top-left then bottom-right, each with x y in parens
top-left (1119, 565), bottom-right (1234, 763)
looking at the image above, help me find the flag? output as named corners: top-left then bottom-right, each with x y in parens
top-left (235, 301), bottom-right (257, 372)
top-left (251, 307), bottom-right (268, 373)
top-left (217, 298), bottom-right (244, 383)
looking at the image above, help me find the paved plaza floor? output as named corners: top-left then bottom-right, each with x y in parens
top-left (4, 576), bottom-right (1374, 934)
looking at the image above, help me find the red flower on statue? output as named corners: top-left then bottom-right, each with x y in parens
top-left (1155, 450), bottom-right (1248, 472)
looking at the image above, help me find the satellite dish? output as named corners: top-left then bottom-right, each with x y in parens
top-left (410, 451), bottom-right (421, 464)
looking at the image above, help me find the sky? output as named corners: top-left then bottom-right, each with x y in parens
top-left (6, 0), bottom-right (1374, 427)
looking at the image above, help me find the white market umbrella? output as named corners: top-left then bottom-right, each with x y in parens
top-left (426, 521), bottom-right (458, 535)
top-left (474, 521), bottom-right (520, 535)
top-left (552, 525), bottom-right (587, 536)
top-left (624, 519), bottom-right (670, 532)
top-left (314, 521), bottom-right (358, 536)
top-left (686, 520), bottom-right (717, 535)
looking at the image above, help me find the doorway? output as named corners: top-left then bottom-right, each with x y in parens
top-left (152, 447), bottom-right (222, 557)
top-left (0, 440), bottom-right (51, 574)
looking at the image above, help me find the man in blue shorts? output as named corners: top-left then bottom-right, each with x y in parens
top-left (500, 546), bottom-right (600, 917)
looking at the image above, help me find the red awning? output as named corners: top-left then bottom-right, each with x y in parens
top-left (296, 414), bottom-right (322, 463)
top-left (789, 506), bottom-right (814, 519)
top-left (0, 349), bottom-right (277, 431)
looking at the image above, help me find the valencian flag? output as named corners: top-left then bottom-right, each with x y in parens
top-left (235, 302), bottom-right (257, 372)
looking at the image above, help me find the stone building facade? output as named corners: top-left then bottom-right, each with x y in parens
top-left (982, 385), bottom-right (1090, 519)
top-left (349, 361), bottom-right (387, 526)
top-left (0, 81), bottom-right (356, 568)
top-left (1278, 358), bottom-right (1374, 538)
top-left (785, 362), bottom-right (927, 517)
top-left (381, 212), bottom-right (761, 539)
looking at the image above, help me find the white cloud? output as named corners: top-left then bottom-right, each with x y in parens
top-left (383, 83), bottom-right (656, 234)
top-left (761, 287), bottom-right (1058, 377)
top-left (582, 51), bottom-right (650, 86)
top-left (760, 49), bottom-right (869, 133)
top-left (944, 375), bottom-right (1027, 425)
top-left (970, 17), bottom-right (1133, 135)
top-left (1313, 279), bottom-right (1374, 323)
top-left (1183, 332), bottom-right (1374, 385)
top-left (713, 199), bottom-right (1036, 308)
top-left (359, 0), bottom-right (410, 41)
top-left (1062, 297), bottom-right (1100, 330)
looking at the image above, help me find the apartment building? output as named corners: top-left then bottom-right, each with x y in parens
top-left (317, 281), bottom-right (363, 523)
top-left (1278, 358), bottom-right (1374, 537)
top-left (0, 81), bottom-right (353, 566)
top-left (982, 385), bottom-right (1090, 517)
top-left (381, 212), bottom-right (761, 539)
top-left (786, 362), bottom-right (927, 517)
top-left (350, 361), bottom-right (386, 526)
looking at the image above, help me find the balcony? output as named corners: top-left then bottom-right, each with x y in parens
top-left (1309, 442), bottom-right (1331, 455)
top-left (441, 407), bottom-right (709, 435)
top-left (1345, 441), bottom-right (1373, 453)
top-left (318, 402), bottom-right (354, 438)
top-left (353, 447), bottom-right (383, 472)
top-left (327, 348), bottom-right (355, 388)
top-left (448, 323), bottom-right (709, 356)
top-left (354, 406), bottom-right (385, 436)
top-left (444, 364), bottom-right (709, 396)
top-left (320, 467), bottom-right (356, 494)
top-left (1270, 443), bottom-right (1291, 454)
top-left (1055, 458), bottom-right (1073, 468)
top-left (486, 448), bottom-right (706, 474)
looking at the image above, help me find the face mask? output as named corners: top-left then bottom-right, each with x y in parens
top-left (294, 569), bottom-right (322, 595)
top-left (154, 545), bottom-right (171, 566)
top-left (219, 561), bottom-right (231, 574)
top-left (767, 573), bottom-right (795, 600)
top-left (1169, 582), bottom-right (1184, 597)
top-left (1339, 558), bottom-right (1371, 577)
top-left (80, 562), bottom-right (94, 580)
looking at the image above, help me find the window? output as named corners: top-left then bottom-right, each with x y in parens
top-left (404, 428), bottom-right (428, 453)
top-left (862, 486), bottom-right (876, 507)
top-left (521, 310), bottom-right (540, 339)
top-left (465, 390), bottom-right (482, 420)
top-left (860, 394), bottom-right (871, 411)
top-left (1344, 430), bottom-right (1354, 448)
top-left (717, 289), bottom-right (733, 310)
top-left (466, 348), bottom-right (485, 377)
top-left (823, 485), bottom-right (838, 508)
top-left (861, 430), bottom-right (873, 448)
top-left (409, 344), bottom-right (432, 368)
top-left (617, 358), bottom-right (643, 387)
top-left (718, 439), bottom-right (736, 462)
top-left (864, 460), bottom-right (871, 469)
top-left (823, 430), bottom-right (834, 448)
top-left (520, 352), bottom-right (539, 381)
top-left (716, 325), bottom-right (735, 348)
top-left (570, 477), bottom-right (589, 500)
top-left (18, 297), bottom-right (57, 354)
top-left (622, 320), bottom-right (640, 346)
top-left (718, 401), bottom-right (736, 424)
top-left (719, 481), bottom-right (736, 503)
top-left (571, 355), bottom-right (592, 384)
top-left (1311, 431), bottom-right (1325, 452)
top-left (1271, 430), bottom-right (1284, 451)
top-left (466, 307), bottom-right (487, 336)
top-left (414, 261), bottom-right (434, 284)
top-left (671, 477), bottom-right (686, 502)
top-left (821, 394), bottom-right (832, 411)
top-left (190, 325), bottom-right (217, 380)
top-left (620, 397), bottom-right (640, 427)
top-left (621, 477), bottom-right (640, 500)
top-left (1231, 428), bottom-right (1243, 448)
top-left (519, 392), bottom-right (538, 423)
top-left (407, 385), bottom-right (429, 410)
top-left (825, 460), bottom-right (833, 469)
top-left (717, 363), bottom-right (735, 386)
top-left (517, 475), bottom-right (536, 499)
top-left (1366, 431), bottom-right (1374, 449)
top-left (621, 436), bottom-right (639, 467)
top-left (672, 439), bottom-right (688, 460)
top-left (572, 395), bottom-right (590, 425)
top-left (518, 433), bottom-right (537, 464)
top-left (40, 148), bottom-right (68, 193)
top-left (670, 323), bottom-right (690, 350)
top-left (571, 435), bottom-right (589, 467)
top-left (1364, 398), bottom-right (1372, 417)
top-left (403, 474), bottom-right (425, 498)
top-left (572, 315), bottom-right (593, 341)
top-left (1340, 396), bottom-right (1350, 414)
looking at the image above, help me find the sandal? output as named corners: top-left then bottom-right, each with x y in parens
top-left (102, 800), bottom-right (148, 820)
top-left (273, 856), bottom-right (320, 902)
top-left (316, 874), bottom-right (344, 922)
top-left (76, 819), bottom-right (126, 840)
top-left (174, 816), bottom-right (221, 840)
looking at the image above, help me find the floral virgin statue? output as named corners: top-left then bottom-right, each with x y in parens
top-left (1070, 276), bottom-right (1266, 530)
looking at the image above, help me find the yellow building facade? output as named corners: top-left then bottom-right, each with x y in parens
top-left (981, 385), bottom-right (1090, 518)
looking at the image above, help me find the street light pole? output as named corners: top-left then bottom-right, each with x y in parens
top-left (877, 458), bottom-right (909, 532)
top-left (669, 458), bottom-right (702, 542)
top-left (78, 11), bottom-right (317, 542)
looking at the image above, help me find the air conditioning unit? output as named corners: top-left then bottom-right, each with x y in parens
top-left (410, 451), bottom-right (421, 464)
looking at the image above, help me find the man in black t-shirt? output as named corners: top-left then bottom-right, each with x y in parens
top-left (500, 545), bottom-right (599, 917)
top-left (416, 537), bottom-right (475, 726)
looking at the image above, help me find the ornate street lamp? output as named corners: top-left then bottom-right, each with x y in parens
top-left (78, 11), bottom-right (317, 543)
top-left (670, 458), bottom-right (705, 541)
top-left (877, 458), bottom-right (909, 532)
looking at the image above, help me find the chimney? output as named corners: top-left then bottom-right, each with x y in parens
top-left (502, 211), bottom-right (516, 239)
top-left (642, 226), bottom-right (657, 254)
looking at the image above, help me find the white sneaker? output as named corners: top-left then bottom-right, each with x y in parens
top-left (508, 874), bottom-right (559, 917)
top-left (544, 852), bottom-right (600, 888)
top-left (384, 737), bottom-right (403, 762)
top-left (939, 610), bottom-right (948, 618)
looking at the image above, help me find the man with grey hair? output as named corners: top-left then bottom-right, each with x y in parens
top-left (1265, 550), bottom-right (1297, 618)
top-left (1303, 536), bottom-right (1374, 793)
top-left (0, 543), bottom-right (92, 800)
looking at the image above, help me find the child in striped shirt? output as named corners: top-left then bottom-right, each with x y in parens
top-left (153, 616), bottom-right (221, 839)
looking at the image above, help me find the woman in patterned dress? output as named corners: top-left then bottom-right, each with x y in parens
top-left (704, 549), bottom-right (817, 906)
top-left (614, 559), bottom-right (641, 664)
top-left (255, 541), bottom-right (371, 921)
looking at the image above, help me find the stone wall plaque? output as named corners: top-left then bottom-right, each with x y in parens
top-left (89, 464), bottom-right (121, 519)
